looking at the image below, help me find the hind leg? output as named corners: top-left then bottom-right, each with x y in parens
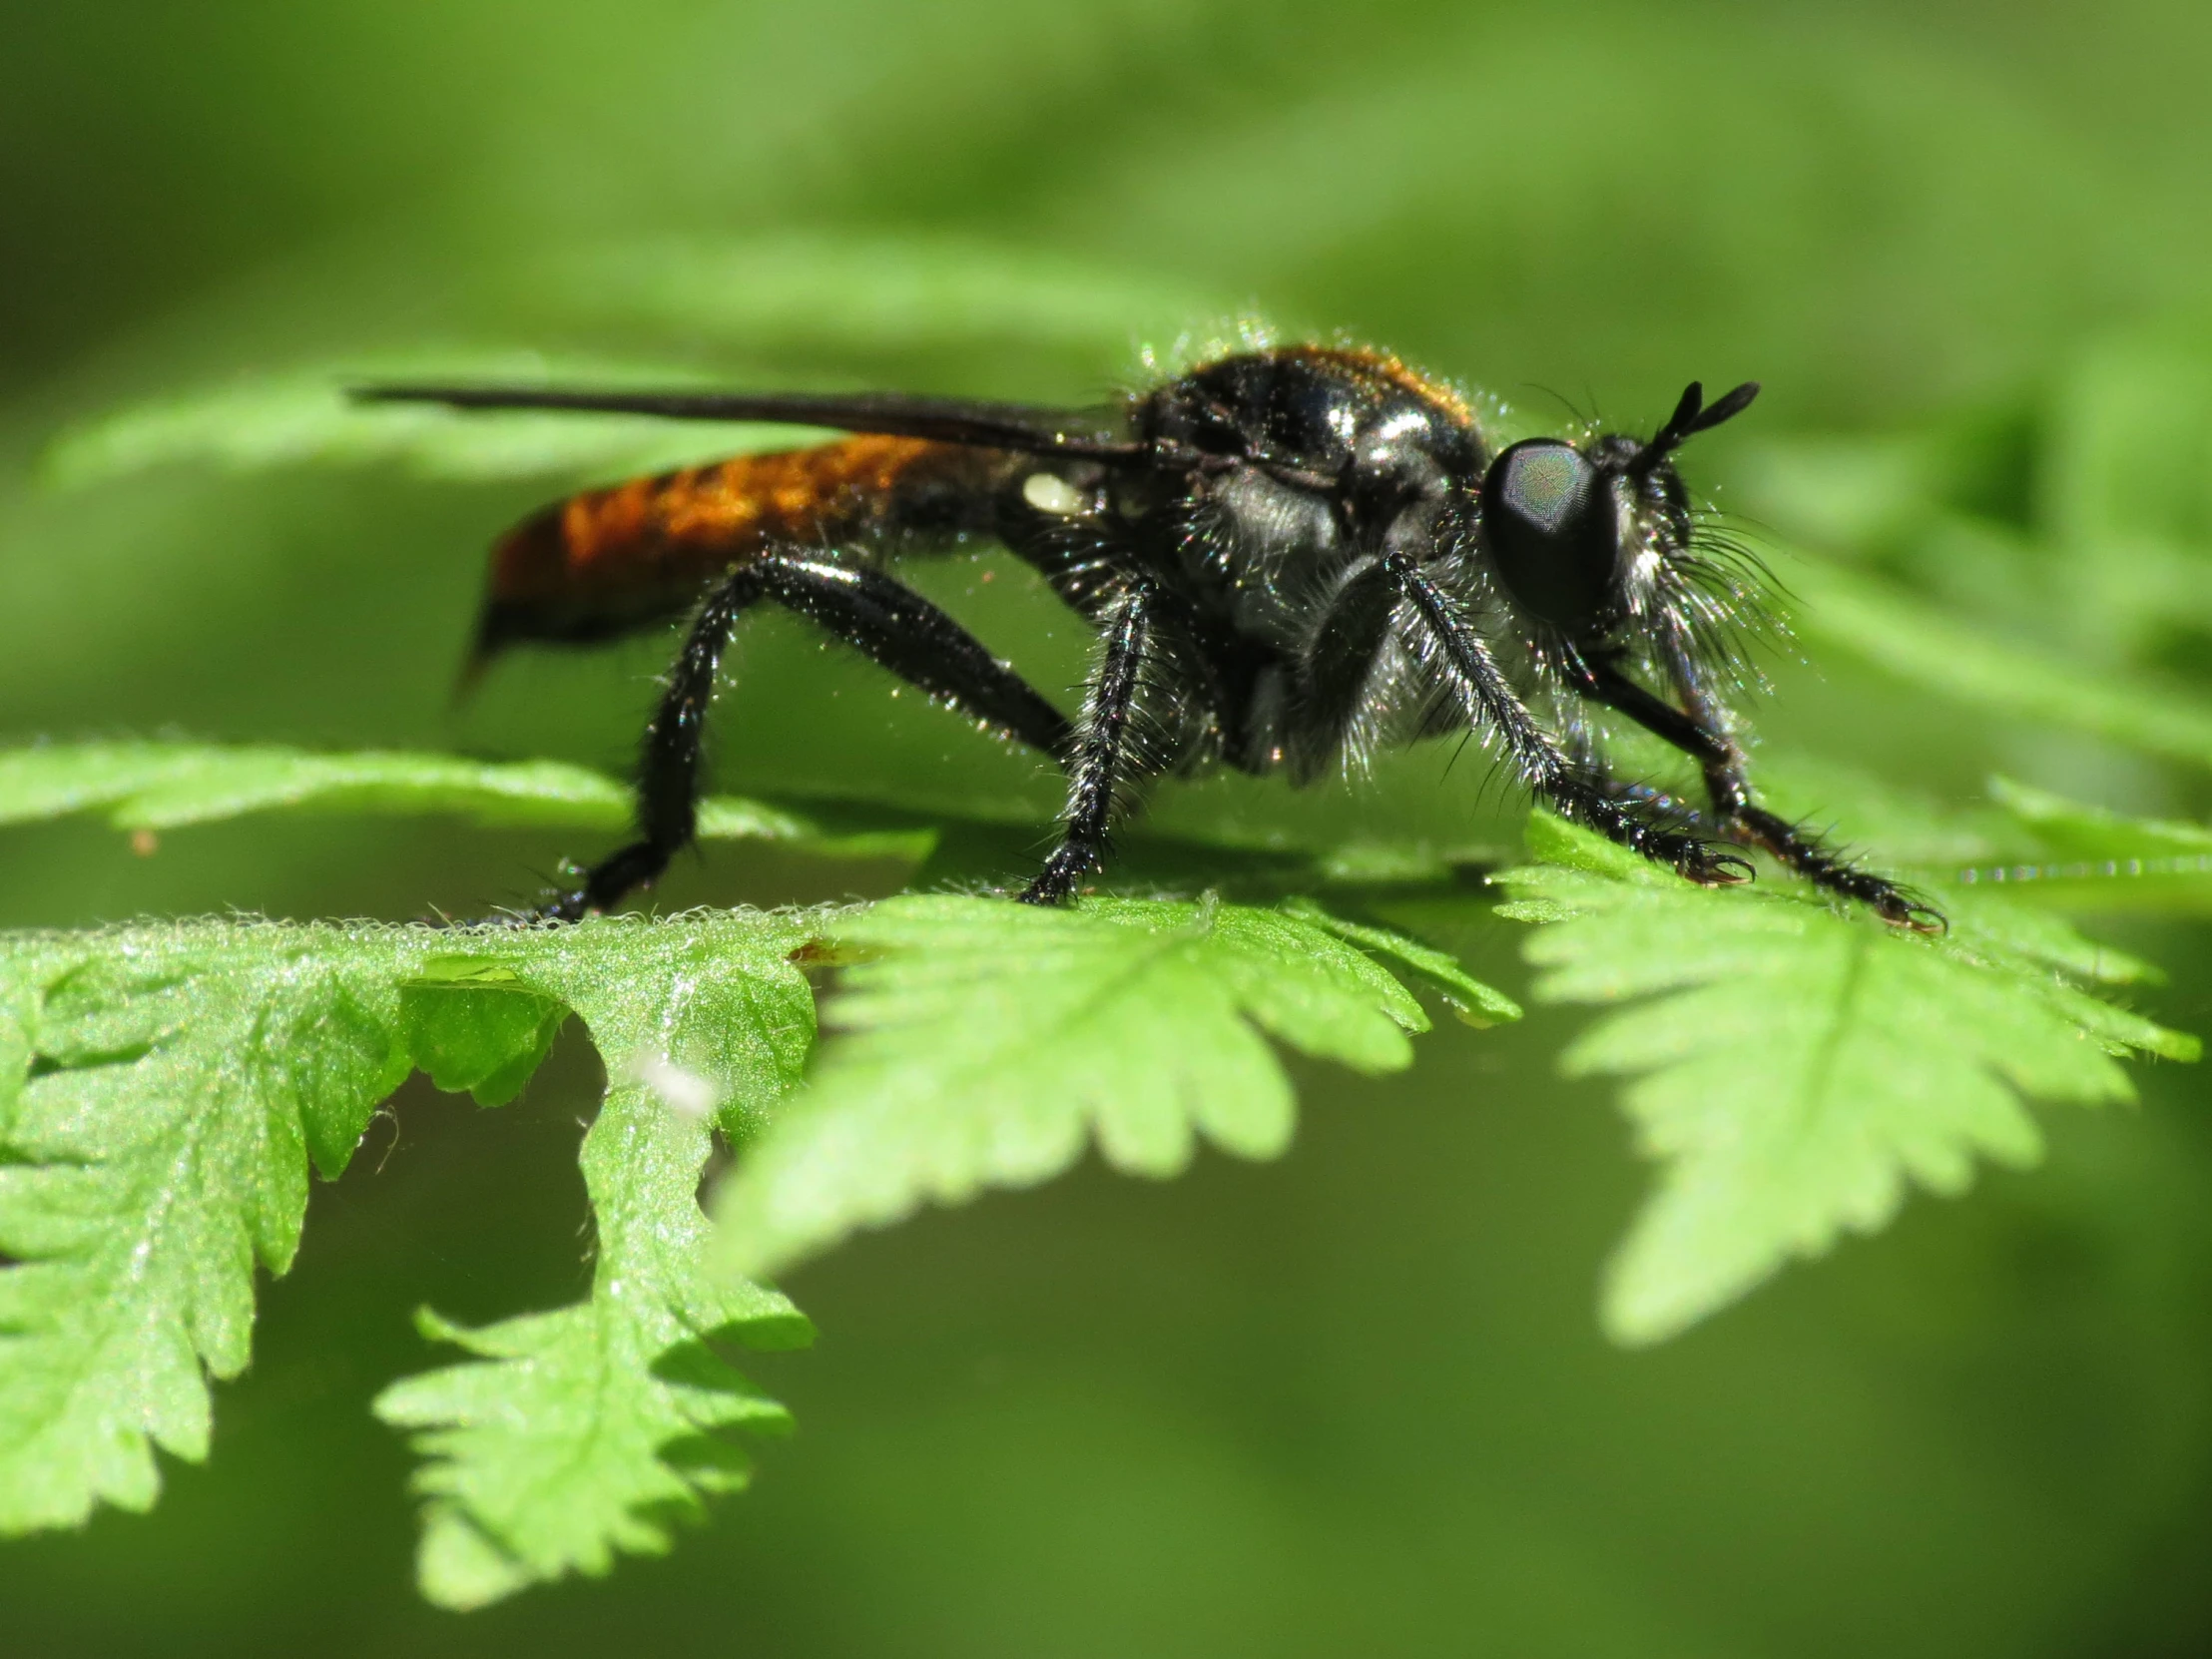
top-left (545, 554), bottom-right (1072, 919)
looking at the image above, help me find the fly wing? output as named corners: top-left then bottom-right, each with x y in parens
top-left (357, 382), bottom-right (1141, 679)
top-left (350, 383), bottom-right (1141, 459)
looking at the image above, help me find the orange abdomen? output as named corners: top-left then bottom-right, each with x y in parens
top-left (475, 434), bottom-right (1004, 658)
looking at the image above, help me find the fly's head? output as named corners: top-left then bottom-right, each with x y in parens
top-left (1476, 380), bottom-right (1760, 646)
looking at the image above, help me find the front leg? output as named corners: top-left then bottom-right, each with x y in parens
top-left (1021, 583), bottom-right (1158, 905)
top-left (1377, 552), bottom-right (1751, 887)
top-left (1563, 651), bottom-right (1943, 931)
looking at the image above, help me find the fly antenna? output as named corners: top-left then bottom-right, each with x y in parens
top-left (1631, 379), bottom-right (1760, 474)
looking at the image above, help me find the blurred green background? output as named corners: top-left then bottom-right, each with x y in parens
top-left (7, 1), bottom-right (2212, 1653)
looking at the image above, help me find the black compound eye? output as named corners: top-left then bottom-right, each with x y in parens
top-left (1481, 439), bottom-right (1622, 633)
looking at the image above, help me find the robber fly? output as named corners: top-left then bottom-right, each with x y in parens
top-left (357, 344), bottom-right (1937, 928)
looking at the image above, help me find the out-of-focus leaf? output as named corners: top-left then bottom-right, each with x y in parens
top-left (2042, 331), bottom-right (2212, 551)
top-left (0, 742), bottom-right (932, 862)
top-left (43, 240), bottom-right (1235, 495)
top-left (1987, 775), bottom-right (2212, 860)
top-left (534, 235), bottom-right (1229, 364)
top-left (1778, 552), bottom-right (2212, 770)
top-left (1946, 776), bottom-right (2212, 915)
top-left (1736, 433), bottom-right (1958, 552)
top-left (41, 352), bottom-right (817, 487)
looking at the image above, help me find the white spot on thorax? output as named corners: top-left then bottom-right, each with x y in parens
top-left (1023, 471), bottom-right (1088, 516)
top-left (1371, 407), bottom-right (1426, 444)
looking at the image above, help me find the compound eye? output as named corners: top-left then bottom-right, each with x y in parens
top-left (1481, 439), bottom-right (1621, 633)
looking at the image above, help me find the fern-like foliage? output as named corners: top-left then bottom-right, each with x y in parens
top-left (372, 921), bottom-right (819, 1608)
top-left (0, 864), bottom-right (1498, 1606)
top-left (13, 238), bottom-right (2212, 1609)
top-left (0, 910), bottom-right (823, 1607)
top-left (1491, 813), bottom-right (2197, 1345)
top-left (715, 893), bottom-right (1518, 1279)
top-left (0, 923), bottom-right (415, 1531)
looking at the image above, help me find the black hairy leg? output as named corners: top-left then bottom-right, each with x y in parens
top-left (1021, 583), bottom-right (1157, 905)
top-left (1726, 798), bottom-right (1946, 931)
top-left (1376, 552), bottom-right (1752, 886)
top-left (1565, 651), bottom-right (1945, 931)
top-left (544, 554), bottom-right (1073, 921)
top-left (1565, 728), bottom-right (1716, 831)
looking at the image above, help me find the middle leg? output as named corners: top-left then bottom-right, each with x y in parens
top-left (1020, 581), bottom-right (1159, 905)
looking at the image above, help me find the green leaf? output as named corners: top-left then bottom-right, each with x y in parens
top-left (1778, 552), bottom-right (2212, 771)
top-left (1924, 776), bottom-right (2212, 916)
top-left (1492, 812), bottom-right (2197, 1347)
top-left (1621, 747), bottom-right (2181, 974)
top-left (44, 242), bottom-right (1229, 496)
top-left (0, 742), bottom-right (932, 862)
top-left (398, 958), bottom-right (569, 1108)
top-left (0, 908), bottom-right (821, 1609)
top-left (1986, 774), bottom-right (2212, 859)
top-left (0, 739), bottom-right (1530, 902)
top-left (533, 234), bottom-right (1228, 362)
top-left (374, 911), bottom-right (820, 1609)
top-left (714, 893), bottom-right (1511, 1280)
top-left (0, 923), bottom-right (416, 1531)
top-left (1741, 750), bottom-right (2035, 872)
top-left (41, 351), bottom-right (819, 488)
top-left (1279, 895), bottom-right (1524, 1027)
top-left (1627, 741), bottom-right (2212, 929)
top-left (2042, 330), bottom-right (2212, 552)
